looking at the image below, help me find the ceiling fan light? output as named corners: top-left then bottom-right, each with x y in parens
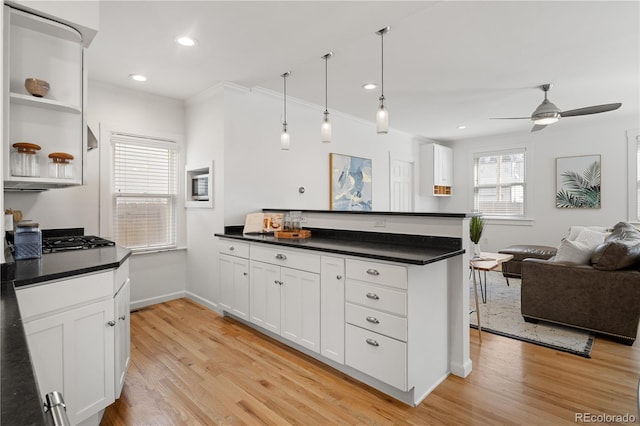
top-left (534, 116), bottom-right (559, 125)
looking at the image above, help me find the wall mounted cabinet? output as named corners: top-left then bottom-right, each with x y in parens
top-left (420, 143), bottom-right (452, 196)
top-left (3, 6), bottom-right (86, 190)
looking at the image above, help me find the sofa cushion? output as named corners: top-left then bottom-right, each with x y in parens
top-left (591, 222), bottom-right (640, 270)
top-left (555, 238), bottom-right (597, 264)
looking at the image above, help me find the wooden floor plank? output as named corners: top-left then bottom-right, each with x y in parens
top-left (101, 298), bottom-right (640, 426)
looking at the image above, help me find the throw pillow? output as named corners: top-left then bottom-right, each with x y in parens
top-left (566, 225), bottom-right (611, 241)
top-left (574, 227), bottom-right (608, 247)
top-left (554, 238), bottom-right (596, 264)
top-left (591, 239), bottom-right (640, 270)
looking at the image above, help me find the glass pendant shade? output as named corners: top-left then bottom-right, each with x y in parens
top-left (376, 97), bottom-right (389, 134)
top-left (280, 125), bottom-right (290, 150)
top-left (321, 112), bottom-right (332, 143)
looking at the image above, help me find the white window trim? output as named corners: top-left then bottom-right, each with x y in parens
top-left (627, 129), bottom-right (640, 223)
top-left (472, 146), bottom-right (528, 220)
top-left (99, 124), bottom-right (186, 252)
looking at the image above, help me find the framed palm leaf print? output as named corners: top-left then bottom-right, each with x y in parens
top-left (555, 154), bottom-right (601, 209)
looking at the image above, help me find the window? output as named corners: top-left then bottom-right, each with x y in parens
top-left (112, 133), bottom-right (178, 251)
top-left (474, 149), bottom-right (526, 216)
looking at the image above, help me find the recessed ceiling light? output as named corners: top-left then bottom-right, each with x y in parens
top-left (129, 74), bottom-right (147, 82)
top-left (457, 125), bottom-right (467, 130)
top-left (362, 83), bottom-right (377, 90)
top-left (175, 36), bottom-right (197, 47)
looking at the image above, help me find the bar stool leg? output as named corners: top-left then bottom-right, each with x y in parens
top-left (471, 266), bottom-right (482, 342)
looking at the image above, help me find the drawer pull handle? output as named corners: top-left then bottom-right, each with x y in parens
top-left (229, 246), bottom-right (235, 251)
top-left (366, 338), bottom-right (379, 347)
top-left (243, 272), bottom-right (248, 276)
top-left (275, 253), bottom-right (287, 260)
top-left (274, 280), bottom-right (283, 286)
top-left (336, 275), bottom-right (343, 280)
top-left (366, 293), bottom-right (380, 300)
top-left (107, 321), bottom-right (116, 327)
top-left (366, 316), bottom-right (380, 324)
top-left (119, 315), bottom-right (126, 321)
top-left (366, 269), bottom-right (380, 276)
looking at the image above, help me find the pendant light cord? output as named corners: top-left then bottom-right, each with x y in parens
top-left (380, 30), bottom-right (384, 99)
top-left (325, 56), bottom-right (328, 113)
top-left (283, 74), bottom-right (287, 126)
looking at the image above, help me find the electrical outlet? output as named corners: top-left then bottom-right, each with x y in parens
top-left (374, 219), bottom-right (386, 227)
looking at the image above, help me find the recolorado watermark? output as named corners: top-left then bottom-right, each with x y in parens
top-left (575, 412), bottom-right (636, 423)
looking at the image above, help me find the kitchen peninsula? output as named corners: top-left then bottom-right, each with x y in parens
top-left (215, 209), bottom-right (474, 406)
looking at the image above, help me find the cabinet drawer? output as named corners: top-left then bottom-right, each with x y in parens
top-left (346, 259), bottom-right (407, 290)
top-left (217, 239), bottom-right (250, 258)
top-left (345, 280), bottom-right (407, 316)
top-left (16, 271), bottom-right (113, 320)
top-left (345, 303), bottom-right (407, 341)
top-left (345, 324), bottom-right (407, 391)
top-left (250, 245), bottom-right (320, 273)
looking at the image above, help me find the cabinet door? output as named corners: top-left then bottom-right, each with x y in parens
top-left (249, 260), bottom-right (281, 334)
top-left (24, 298), bottom-right (115, 425)
top-left (281, 268), bottom-right (320, 353)
top-left (232, 257), bottom-right (250, 321)
top-left (320, 256), bottom-right (345, 364)
top-left (218, 254), bottom-right (235, 312)
top-left (114, 278), bottom-right (131, 399)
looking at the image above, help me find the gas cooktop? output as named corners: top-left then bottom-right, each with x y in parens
top-left (40, 228), bottom-right (116, 254)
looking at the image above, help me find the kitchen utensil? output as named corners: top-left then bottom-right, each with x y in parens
top-left (24, 78), bottom-right (50, 97)
top-left (48, 152), bottom-right (74, 179)
top-left (11, 142), bottom-right (41, 177)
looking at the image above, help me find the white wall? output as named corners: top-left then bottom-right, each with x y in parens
top-left (222, 86), bottom-right (418, 225)
top-left (90, 80), bottom-right (187, 307)
top-left (440, 114), bottom-right (640, 252)
top-left (183, 85), bottom-right (226, 308)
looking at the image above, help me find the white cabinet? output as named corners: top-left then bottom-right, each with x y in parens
top-left (218, 241), bottom-right (250, 322)
top-left (320, 256), bottom-right (345, 364)
top-left (16, 261), bottom-right (131, 425)
top-left (3, 6), bottom-right (86, 190)
top-left (248, 245), bottom-right (321, 354)
top-left (420, 143), bottom-right (452, 196)
top-left (114, 278), bottom-right (130, 399)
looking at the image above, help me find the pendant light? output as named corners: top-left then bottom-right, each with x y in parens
top-left (281, 71), bottom-right (291, 150)
top-left (376, 26), bottom-right (390, 134)
top-left (321, 52), bottom-right (333, 143)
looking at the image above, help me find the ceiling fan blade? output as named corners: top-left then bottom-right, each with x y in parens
top-left (531, 124), bottom-right (547, 132)
top-left (490, 117), bottom-right (531, 120)
top-left (560, 103), bottom-right (622, 117)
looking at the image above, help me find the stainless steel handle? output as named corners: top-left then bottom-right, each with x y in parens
top-left (366, 293), bottom-right (380, 300)
top-left (366, 316), bottom-right (380, 324)
top-left (44, 391), bottom-right (70, 426)
top-left (274, 280), bottom-right (283, 285)
top-left (366, 269), bottom-right (380, 276)
top-left (107, 321), bottom-right (116, 327)
top-left (229, 246), bottom-right (235, 251)
top-left (275, 253), bottom-right (287, 260)
top-left (119, 315), bottom-right (126, 321)
top-left (243, 272), bottom-right (248, 276)
top-left (336, 275), bottom-right (343, 280)
top-left (366, 338), bottom-right (379, 347)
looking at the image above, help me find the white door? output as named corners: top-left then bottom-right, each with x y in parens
top-left (114, 278), bottom-right (131, 399)
top-left (390, 159), bottom-right (414, 212)
top-left (280, 268), bottom-right (321, 353)
top-left (249, 260), bottom-right (282, 334)
top-left (320, 256), bottom-right (345, 364)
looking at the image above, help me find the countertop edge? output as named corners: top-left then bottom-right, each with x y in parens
top-left (262, 209), bottom-right (477, 218)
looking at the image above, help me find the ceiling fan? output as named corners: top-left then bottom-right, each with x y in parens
top-left (493, 84), bottom-right (622, 132)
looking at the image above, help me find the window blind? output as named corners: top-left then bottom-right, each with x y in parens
top-left (112, 133), bottom-right (178, 251)
top-left (473, 149), bottom-right (526, 216)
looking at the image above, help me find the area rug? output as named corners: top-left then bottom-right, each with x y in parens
top-left (469, 272), bottom-right (595, 357)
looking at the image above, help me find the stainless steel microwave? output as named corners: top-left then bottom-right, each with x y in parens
top-left (192, 174), bottom-right (209, 201)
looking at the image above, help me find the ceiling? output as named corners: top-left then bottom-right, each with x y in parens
top-left (87, 1), bottom-right (640, 141)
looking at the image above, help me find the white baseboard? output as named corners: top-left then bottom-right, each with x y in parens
top-left (130, 291), bottom-right (185, 310)
top-left (185, 291), bottom-right (221, 314)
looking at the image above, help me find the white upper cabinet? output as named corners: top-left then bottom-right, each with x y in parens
top-left (420, 143), bottom-right (453, 196)
top-left (3, 6), bottom-right (86, 190)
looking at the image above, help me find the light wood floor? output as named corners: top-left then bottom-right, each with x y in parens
top-left (101, 298), bottom-right (639, 425)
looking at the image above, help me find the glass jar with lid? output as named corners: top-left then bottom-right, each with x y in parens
top-left (10, 142), bottom-right (41, 177)
top-left (14, 221), bottom-right (42, 260)
top-left (48, 152), bottom-right (74, 179)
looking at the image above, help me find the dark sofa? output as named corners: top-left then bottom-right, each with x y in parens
top-left (521, 222), bottom-right (640, 345)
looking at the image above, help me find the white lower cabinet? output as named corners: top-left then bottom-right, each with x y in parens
top-left (320, 255), bottom-right (345, 364)
top-left (249, 256), bottom-right (321, 353)
top-left (218, 253), bottom-right (250, 321)
top-left (16, 261), bottom-right (131, 425)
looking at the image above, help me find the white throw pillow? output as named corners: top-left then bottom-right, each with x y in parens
top-left (554, 239), bottom-right (595, 264)
top-left (574, 227), bottom-right (608, 247)
top-left (566, 225), bottom-right (610, 241)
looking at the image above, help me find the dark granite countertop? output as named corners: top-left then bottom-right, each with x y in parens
top-left (1, 246), bottom-right (131, 425)
top-left (262, 208), bottom-right (478, 218)
top-left (215, 227), bottom-right (464, 265)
